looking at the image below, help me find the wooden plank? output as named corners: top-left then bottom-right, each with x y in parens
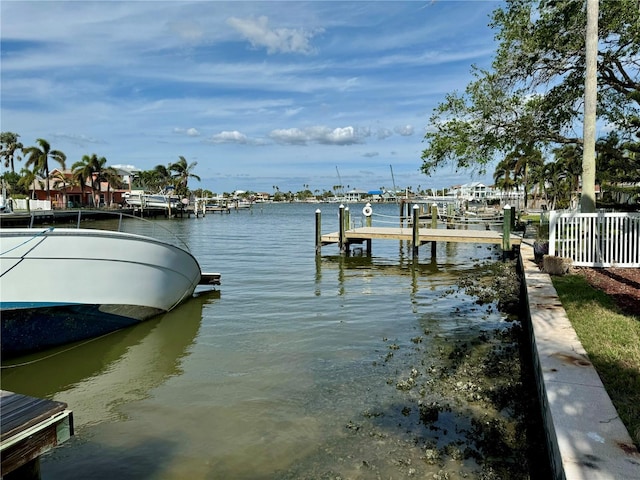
top-left (0, 391), bottom-right (67, 442)
top-left (321, 226), bottom-right (522, 246)
top-left (1, 390), bottom-right (74, 477)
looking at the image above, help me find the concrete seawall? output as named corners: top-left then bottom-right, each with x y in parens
top-left (519, 242), bottom-right (640, 479)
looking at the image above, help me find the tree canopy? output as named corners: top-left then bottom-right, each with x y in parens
top-left (420, 0), bottom-right (639, 179)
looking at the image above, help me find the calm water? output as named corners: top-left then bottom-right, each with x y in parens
top-left (1, 202), bottom-right (546, 479)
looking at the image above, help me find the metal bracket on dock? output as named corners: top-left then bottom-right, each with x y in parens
top-left (199, 273), bottom-right (221, 286)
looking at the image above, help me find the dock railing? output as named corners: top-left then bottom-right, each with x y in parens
top-left (548, 210), bottom-right (640, 267)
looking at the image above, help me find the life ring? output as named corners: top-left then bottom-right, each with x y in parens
top-left (362, 205), bottom-right (373, 217)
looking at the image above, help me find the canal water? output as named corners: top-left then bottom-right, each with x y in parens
top-left (1, 202), bottom-right (549, 479)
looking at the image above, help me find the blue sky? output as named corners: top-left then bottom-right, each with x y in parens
top-left (1, 0), bottom-right (501, 195)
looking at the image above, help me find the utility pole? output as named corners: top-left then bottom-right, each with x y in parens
top-left (580, 0), bottom-right (598, 213)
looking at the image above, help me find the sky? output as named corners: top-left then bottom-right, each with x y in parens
top-left (1, 0), bottom-right (502, 195)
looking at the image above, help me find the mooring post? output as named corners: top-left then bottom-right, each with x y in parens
top-left (364, 202), bottom-right (372, 254)
top-left (430, 203), bottom-right (438, 228)
top-left (447, 203), bottom-right (454, 229)
top-left (315, 209), bottom-right (322, 255)
top-left (344, 207), bottom-right (351, 255)
top-left (431, 203), bottom-right (438, 257)
top-left (503, 204), bottom-right (512, 255)
top-left (339, 204), bottom-right (346, 254)
top-left (412, 204), bottom-right (420, 258)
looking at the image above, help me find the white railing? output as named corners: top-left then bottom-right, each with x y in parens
top-left (549, 211), bottom-right (640, 267)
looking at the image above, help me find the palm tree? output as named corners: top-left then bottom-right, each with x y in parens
top-left (511, 143), bottom-right (544, 209)
top-left (493, 157), bottom-right (517, 204)
top-left (50, 170), bottom-right (77, 209)
top-left (97, 166), bottom-right (122, 207)
top-left (0, 132), bottom-right (24, 173)
top-left (17, 168), bottom-right (40, 200)
top-left (23, 139), bottom-right (66, 201)
top-left (169, 156), bottom-right (200, 197)
top-left (553, 145), bottom-right (583, 209)
top-left (142, 164), bottom-right (172, 192)
top-left (71, 154), bottom-right (107, 207)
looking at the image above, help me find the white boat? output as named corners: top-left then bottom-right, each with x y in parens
top-left (0, 214), bottom-right (219, 358)
top-left (123, 190), bottom-right (182, 210)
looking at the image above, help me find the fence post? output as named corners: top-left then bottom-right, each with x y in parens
top-left (315, 209), bottom-right (322, 255)
top-left (502, 204), bottom-right (512, 254)
top-left (548, 211), bottom-right (557, 256)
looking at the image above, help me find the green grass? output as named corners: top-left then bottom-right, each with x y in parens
top-left (552, 275), bottom-right (640, 449)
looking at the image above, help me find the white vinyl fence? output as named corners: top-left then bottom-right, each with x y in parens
top-left (12, 198), bottom-right (52, 211)
top-left (549, 211), bottom-right (640, 267)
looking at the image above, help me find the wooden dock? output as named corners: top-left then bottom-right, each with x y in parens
top-left (321, 226), bottom-right (522, 247)
top-left (315, 204), bottom-right (522, 258)
top-left (1, 390), bottom-right (73, 479)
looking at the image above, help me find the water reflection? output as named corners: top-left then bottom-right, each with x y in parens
top-left (1, 290), bottom-right (219, 429)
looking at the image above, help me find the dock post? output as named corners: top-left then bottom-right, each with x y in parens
top-left (339, 204), bottom-right (346, 254)
top-left (431, 203), bottom-right (438, 257)
top-left (430, 203), bottom-right (438, 228)
top-left (315, 209), bottom-right (322, 255)
top-left (447, 203), bottom-right (454, 229)
top-left (412, 204), bottom-right (420, 258)
top-left (364, 203), bottom-right (372, 255)
top-left (503, 204), bottom-right (512, 256)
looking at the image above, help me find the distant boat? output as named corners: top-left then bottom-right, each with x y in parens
top-left (0, 213), bottom-right (219, 359)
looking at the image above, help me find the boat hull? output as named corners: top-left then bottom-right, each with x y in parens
top-left (0, 228), bottom-right (202, 358)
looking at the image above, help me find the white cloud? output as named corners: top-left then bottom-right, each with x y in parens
top-left (174, 127), bottom-right (201, 137)
top-left (269, 126), bottom-right (365, 146)
top-left (210, 131), bottom-right (251, 144)
top-left (269, 128), bottom-right (309, 145)
top-left (394, 125), bottom-right (414, 136)
top-left (377, 128), bottom-right (393, 140)
top-left (227, 16), bottom-right (321, 55)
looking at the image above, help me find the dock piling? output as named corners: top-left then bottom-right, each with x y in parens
top-left (431, 203), bottom-right (438, 257)
top-left (412, 205), bottom-right (420, 258)
top-left (339, 205), bottom-right (346, 254)
top-left (315, 209), bottom-right (322, 255)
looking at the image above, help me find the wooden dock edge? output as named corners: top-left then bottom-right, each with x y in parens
top-left (1, 391), bottom-right (74, 479)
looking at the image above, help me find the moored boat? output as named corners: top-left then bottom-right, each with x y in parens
top-left (0, 213), bottom-right (217, 359)
top-left (123, 190), bottom-right (182, 210)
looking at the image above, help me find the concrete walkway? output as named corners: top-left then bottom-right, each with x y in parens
top-left (520, 241), bottom-right (640, 479)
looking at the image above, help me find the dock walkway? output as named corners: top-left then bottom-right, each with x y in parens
top-left (1, 390), bottom-right (73, 478)
top-left (315, 204), bottom-right (522, 257)
top-left (321, 226), bottom-right (522, 247)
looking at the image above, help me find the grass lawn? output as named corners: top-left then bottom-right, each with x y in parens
top-left (552, 274), bottom-right (640, 449)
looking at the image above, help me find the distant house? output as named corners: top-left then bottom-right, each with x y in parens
top-left (368, 190), bottom-right (397, 203)
top-left (344, 188), bottom-right (368, 202)
top-left (448, 182), bottom-right (492, 201)
top-left (26, 168), bottom-right (128, 209)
